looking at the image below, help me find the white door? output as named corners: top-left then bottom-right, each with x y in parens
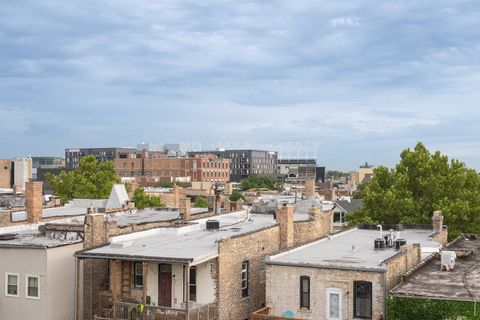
top-left (326, 288), bottom-right (342, 320)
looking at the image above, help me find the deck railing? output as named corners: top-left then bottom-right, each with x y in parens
top-left (97, 301), bottom-right (217, 320)
top-left (251, 307), bottom-right (302, 320)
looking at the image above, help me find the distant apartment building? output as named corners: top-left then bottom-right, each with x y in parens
top-left (0, 158), bottom-right (32, 190)
top-left (114, 151), bottom-right (230, 183)
top-left (65, 147), bottom-right (137, 170)
top-left (31, 156), bottom-right (64, 180)
top-left (349, 162), bottom-right (374, 186)
top-left (0, 159), bottom-right (13, 189)
top-left (277, 159), bottom-right (316, 182)
top-left (189, 150), bottom-right (277, 182)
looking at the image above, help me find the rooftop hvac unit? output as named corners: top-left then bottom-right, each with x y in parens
top-left (394, 239), bottom-right (407, 250)
top-left (206, 219), bottom-right (220, 230)
top-left (374, 238), bottom-right (385, 250)
top-left (441, 251), bottom-right (456, 271)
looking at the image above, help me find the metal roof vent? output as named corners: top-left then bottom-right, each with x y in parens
top-left (394, 239), bottom-right (407, 250)
top-left (206, 219), bottom-right (220, 230)
top-left (374, 238), bottom-right (385, 250)
top-left (0, 233), bottom-right (16, 241)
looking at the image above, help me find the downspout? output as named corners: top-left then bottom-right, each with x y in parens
top-left (74, 257), bottom-right (78, 320)
top-left (383, 272), bottom-right (388, 320)
top-left (186, 263), bottom-right (190, 317)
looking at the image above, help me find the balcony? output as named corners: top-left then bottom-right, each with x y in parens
top-left (95, 301), bottom-right (217, 320)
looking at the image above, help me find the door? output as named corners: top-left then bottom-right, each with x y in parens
top-left (158, 264), bottom-right (172, 307)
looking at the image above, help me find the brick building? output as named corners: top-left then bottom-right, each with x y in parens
top-left (74, 201), bottom-right (334, 320)
top-left (114, 151), bottom-right (230, 184)
top-left (0, 159), bottom-right (13, 189)
top-left (253, 213), bottom-right (448, 320)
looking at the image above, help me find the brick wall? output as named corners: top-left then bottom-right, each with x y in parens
top-left (25, 181), bottom-right (42, 222)
top-left (293, 208), bottom-right (333, 246)
top-left (266, 264), bottom-right (385, 320)
top-left (0, 159), bottom-right (12, 188)
top-left (217, 226), bottom-right (280, 320)
top-left (384, 244), bottom-right (421, 290)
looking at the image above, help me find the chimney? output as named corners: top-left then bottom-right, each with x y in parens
top-left (84, 209), bottom-right (106, 249)
top-left (308, 205), bottom-right (321, 220)
top-left (432, 210), bottom-right (444, 233)
top-left (12, 185), bottom-right (20, 195)
top-left (276, 204), bottom-right (294, 250)
top-left (180, 197), bottom-right (191, 221)
top-left (305, 179), bottom-right (316, 200)
top-left (25, 181), bottom-right (42, 222)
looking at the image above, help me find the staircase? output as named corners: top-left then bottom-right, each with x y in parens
top-left (121, 261), bottom-right (132, 298)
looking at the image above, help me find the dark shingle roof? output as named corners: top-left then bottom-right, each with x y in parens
top-left (335, 199), bottom-right (363, 213)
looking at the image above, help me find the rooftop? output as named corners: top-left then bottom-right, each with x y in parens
top-left (335, 199), bottom-right (363, 213)
top-left (76, 210), bottom-right (277, 264)
top-left (268, 227), bottom-right (441, 272)
top-left (391, 234), bottom-right (480, 302)
top-left (11, 205), bottom-right (87, 222)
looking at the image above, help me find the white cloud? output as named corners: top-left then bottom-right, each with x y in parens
top-left (329, 16), bottom-right (360, 28)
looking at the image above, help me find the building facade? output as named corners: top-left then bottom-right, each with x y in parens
top-left (0, 159), bottom-right (13, 189)
top-left (190, 150), bottom-right (278, 182)
top-left (65, 147), bottom-right (137, 170)
top-left (277, 159), bottom-right (316, 182)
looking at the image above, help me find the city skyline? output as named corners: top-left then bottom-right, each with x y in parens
top-left (1, 1), bottom-right (480, 171)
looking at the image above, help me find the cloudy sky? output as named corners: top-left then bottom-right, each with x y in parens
top-left (1, 0), bottom-right (480, 170)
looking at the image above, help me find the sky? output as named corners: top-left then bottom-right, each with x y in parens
top-left (1, 0), bottom-right (480, 171)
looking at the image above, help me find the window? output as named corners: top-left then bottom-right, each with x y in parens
top-left (300, 276), bottom-right (310, 309)
top-left (326, 288), bottom-right (342, 320)
top-left (354, 281), bottom-right (372, 318)
top-left (241, 261), bottom-right (249, 298)
top-left (26, 275), bottom-right (39, 298)
top-left (134, 263), bottom-right (144, 287)
top-left (189, 267), bottom-right (197, 302)
top-left (5, 273), bottom-right (19, 297)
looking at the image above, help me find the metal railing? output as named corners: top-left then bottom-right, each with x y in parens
top-left (97, 301), bottom-right (217, 320)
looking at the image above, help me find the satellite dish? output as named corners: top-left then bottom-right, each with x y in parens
top-left (282, 310), bottom-right (295, 318)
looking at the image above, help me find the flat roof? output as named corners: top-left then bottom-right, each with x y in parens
top-left (76, 210), bottom-right (277, 264)
top-left (11, 205), bottom-right (87, 222)
top-left (391, 234), bottom-right (480, 302)
top-left (268, 228), bottom-right (441, 272)
top-left (110, 209), bottom-right (180, 227)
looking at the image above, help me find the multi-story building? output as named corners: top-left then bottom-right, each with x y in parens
top-left (277, 159), bottom-right (316, 182)
top-left (31, 157), bottom-right (64, 180)
top-left (0, 159), bottom-right (14, 189)
top-left (114, 151), bottom-right (230, 184)
top-left (190, 150), bottom-right (277, 182)
top-left (253, 213), bottom-right (448, 320)
top-left (65, 147), bottom-right (136, 170)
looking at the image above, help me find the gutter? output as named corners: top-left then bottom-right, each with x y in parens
top-left (74, 251), bottom-right (193, 264)
top-left (266, 260), bottom-right (387, 273)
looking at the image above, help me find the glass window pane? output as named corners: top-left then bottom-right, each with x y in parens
top-left (330, 293), bottom-right (339, 318)
top-left (8, 275), bottom-right (17, 286)
top-left (27, 276), bottom-right (39, 297)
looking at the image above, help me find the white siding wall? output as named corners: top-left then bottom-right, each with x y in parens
top-left (0, 248), bottom-right (48, 320)
top-left (195, 260), bottom-right (216, 305)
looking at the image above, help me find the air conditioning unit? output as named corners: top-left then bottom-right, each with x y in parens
top-left (440, 251), bottom-right (456, 271)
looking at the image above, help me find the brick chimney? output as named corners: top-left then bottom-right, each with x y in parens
top-left (305, 179), bottom-right (316, 200)
top-left (276, 203), bottom-right (294, 250)
top-left (25, 181), bottom-right (42, 222)
top-left (180, 197), bottom-right (191, 221)
top-left (432, 210), bottom-right (444, 233)
top-left (84, 209), bottom-right (106, 249)
top-left (12, 185), bottom-right (20, 195)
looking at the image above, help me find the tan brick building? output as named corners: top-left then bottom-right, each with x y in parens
top-left (254, 214), bottom-right (448, 320)
top-left (0, 159), bottom-right (13, 188)
top-left (75, 204), bottom-right (334, 320)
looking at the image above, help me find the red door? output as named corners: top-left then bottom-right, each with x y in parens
top-left (158, 264), bottom-right (172, 307)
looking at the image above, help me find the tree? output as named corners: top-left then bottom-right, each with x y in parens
top-left (132, 187), bottom-right (165, 209)
top-left (240, 175), bottom-right (282, 191)
top-left (229, 189), bottom-right (246, 202)
top-left (326, 170), bottom-right (348, 180)
top-left (346, 142), bottom-right (480, 240)
top-left (193, 196), bottom-right (209, 208)
top-left (45, 155), bottom-right (119, 204)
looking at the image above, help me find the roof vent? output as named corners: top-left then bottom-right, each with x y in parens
top-left (374, 238), bottom-right (385, 250)
top-left (111, 241), bottom-right (134, 248)
top-left (206, 219), bottom-right (220, 230)
top-left (0, 233), bottom-right (16, 241)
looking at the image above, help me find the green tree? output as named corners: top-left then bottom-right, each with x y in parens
top-left (132, 187), bottom-right (165, 209)
top-left (240, 176), bottom-right (282, 191)
top-left (346, 142), bottom-right (480, 240)
top-left (229, 189), bottom-right (246, 202)
top-left (193, 196), bottom-right (209, 208)
top-left (45, 155), bottom-right (119, 204)
top-left (326, 170), bottom-right (348, 180)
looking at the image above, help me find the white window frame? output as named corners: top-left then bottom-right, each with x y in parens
top-left (25, 274), bottom-right (40, 299)
top-left (5, 273), bottom-right (19, 297)
top-left (326, 288), bottom-right (342, 320)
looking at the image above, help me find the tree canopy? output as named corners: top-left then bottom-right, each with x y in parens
top-left (193, 196), bottom-right (209, 208)
top-left (229, 189), bottom-right (246, 202)
top-left (132, 187), bottom-right (165, 209)
top-left (346, 142), bottom-right (480, 239)
top-left (326, 170), bottom-right (349, 180)
top-left (240, 175), bottom-right (282, 191)
top-left (45, 155), bottom-right (119, 204)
